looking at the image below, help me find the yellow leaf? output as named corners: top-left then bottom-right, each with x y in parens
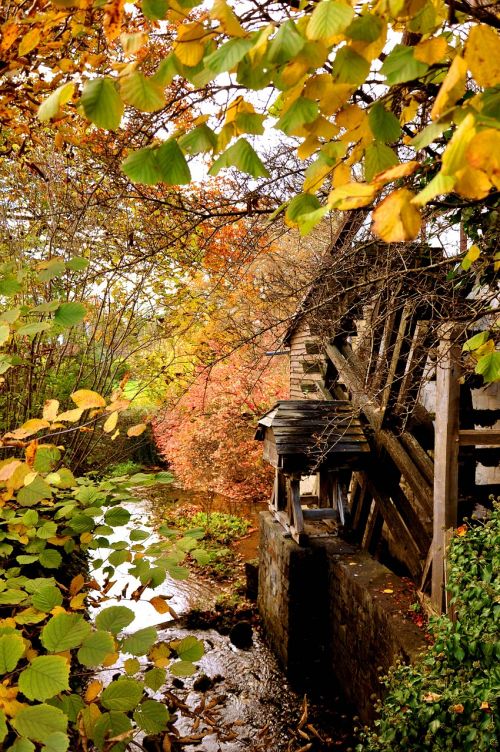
top-left (298, 136), bottom-right (320, 160)
top-left (0, 460), bottom-right (22, 483)
top-left (466, 128), bottom-right (500, 189)
top-left (373, 160), bottom-right (419, 184)
top-left (120, 31), bottom-right (148, 55)
top-left (111, 429), bottom-right (120, 441)
top-left (149, 642), bottom-right (171, 668)
top-left (84, 680), bottom-right (103, 703)
top-left (0, 683), bottom-right (26, 717)
top-left (103, 411), bottom-right (118, 434)
top-left (382, 588), bottom-right (394, 594)
top-left (43, 399), bottom-right (60, 422)
top-left (102, 651), bottom-right (119, 667)
top-left (0, 22), bottom-right (18, 54)
top-left (70, 574), bottom-right (85, 596)
top-left (372, 188), bottom-right (422, 242)
top-left (441, 113), bottom-right (476, 176)
top-left (210, 0), bottom-right (246, 38)
top-left (351, 24), bottom-right (387, 62)
top-left (18, 419), bottom-right (50, 437)
top-left (149, 596), bottom-right (171, 614)
top-left (336, 104), bottom-right (365, 131)
top-left (71, 389), bottom-right (106, 409)
top-left (104, 0), bottom-right (125, 42)
top-left (414, 36), bottom-right (448, 65)
top-left (47, 535), bottom-right (71, 546)
top-left (174, 22), bottom-right (209, 67)
top-left (328, 182), bottom-right (378, 210)
top-left (105, 399), bottom-right (130, 412)
top-left (332, 161), bottom-right (351, 187)
top-left (465, 24), bottom-right (500, 88)
top-left (124, 658), bottom-right (140, 675)
top-left (431, 55), bottom-right (467, 120)
top-left (80, 532), bottom-right (93, 544)
top-left (57, 408), bottom-right (84, 422)
top-left (18, 28), bottom-right (41, 57)
top-left (454, 166), bottom-right (491, 200)
top-left (70, 593), bottom-right (87, 610)
top-left (127, 423), bottom-right (147, 437)
top-left (50, 606), bottom-right (67, 616)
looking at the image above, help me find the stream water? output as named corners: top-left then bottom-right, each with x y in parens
top-left (93, 481), bottom-right (356, 752)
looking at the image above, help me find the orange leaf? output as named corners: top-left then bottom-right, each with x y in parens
top-left (70, 574), bottom-right (85, 596)
top-left (149, 596), bottom-right (171, 615)
top-left (85, 680), bottom-right (103, 703)
top-left (127, 423), bottom-right (147, 437)
top-left (372, 188), bottom-right (422, 242)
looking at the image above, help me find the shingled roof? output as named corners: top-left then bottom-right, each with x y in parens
top-left (255, 400), bottom-right (370, 473)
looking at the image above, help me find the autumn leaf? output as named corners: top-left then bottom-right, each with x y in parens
top-left (127, 423), bottom-right (147, 437)
top-left (465, 25), bottom-right (500, 88)
top-left (71, 390), bottom-right (106, 410)
top-left (372, 188), bottom-right (422, 242)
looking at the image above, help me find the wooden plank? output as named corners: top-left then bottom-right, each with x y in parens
top-left (302, 508), bottom-right (338, 520)
top-left (431, 326), bottom-right (461, 613)
top-left (380, 302), bottom-right (412, 411)
top-left (458, 429), bottom-right (500, 446)
top-left (364, 505), bottom-right (384, 554)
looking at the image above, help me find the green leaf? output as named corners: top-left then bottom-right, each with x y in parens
top-left (0, 323), bottom-right (9, 346)
top-left (104, 506), bottom-right (131, 527)
top-left (38, 261), bottom-right (65, 283)
top-left (129, 529), bottom-right (150, 542)
top-left (142, 0), bottom-right (168, 19)
top-left (16, 322), bottom-right (52, 338)
top-left (120, 72), bottom-right (166, 112)
top-left (34, 446), bottom-right (61, 473)
top-left (39, 549), bottom-right (63, 569)
top-left (121, 626), bottom-right (157, 656)
top-left (93, 711), bottom-right (132, 750)
top-left (364, 142), bottom-right (398, 181)
top-left (267, 20), bottom-right (305, 65)
top-left (170, 660), bottom-right (196, 676)
top-left (17, 476), bottom-right (53, 506)
top-left (122, 147), bottom-right (159, 185)
top-left (463, 331), bottom-right (490, 351)
top-left (475, 351), bottom-right (500, 382)
top-left (277, 97), bottom-right (319, 136)
top-left (12, 704), bottom-right (68, 743)
top-left (143, 667), bottom-right (166, 691)
top-left (48, 694), bottom-right (84, 723)
top-left (307, 1), bottom-right (354, 41)
top-left (54, 302), bottom-right (86, 328)
top-left (0, 307), bottom-right (21, 323)
top-left (32, 585), bottom-right (63, 612)
top-left (77, 630), bottom-right (115, 667)
top-left (0, 355), bottom-right (13, 374)
top-left (41, 613), bottom-right (92, 652)
top-left (7, 739), bottom-right (35, 752)
top-left (95, 605), bottom-right (135, 634)
top-left (332, 47), bottom-right (370, 84)
top-left (0, 710), bottom-right (6, 743)
top-left (38, 83), bottom-right (74, 122)
top-left (286, 193), bottom-right (321, 225)
top-left (368, 102), bottom-right (402, 143)
top-left (0, 632), bottom-right (25, 672)
top-left (81, 78), bottom-right (124, 131)
top-left (65, 257), bottom-right (89, 272)
top-left (381, 45), bottom-right (429, 85)
top-left (205, 38), bottom-right (253, 75)
top-left (100, 679), bottom-right (143, 711)
top-left (0, 589), bottom-right (28, 605)
top-left (19, 656), bottom-right (70, 701)
top-left (156, 140), bottom-right (191, 184)
top-left (0, 277), bottom-right (22, 296)
top-left (133, 700), bottom-right (169, 734)
top-left (177, 635), bottom-right (204, 661)
top-left (209, 138), bottom-right (269, 178)
top-left (180, 125), bottom-right (218, 161)
top-left (41, 732), bottom-right (69, 752)
top-left (345, 14), bottom-right (383, 42)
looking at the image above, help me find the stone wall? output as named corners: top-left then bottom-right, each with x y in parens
top-left (258, 512), bottom-right (426, 721)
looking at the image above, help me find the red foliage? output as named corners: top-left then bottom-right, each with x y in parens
top-left (153, 346), bottom-right (287, 503)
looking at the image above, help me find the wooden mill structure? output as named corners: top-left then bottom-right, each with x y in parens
top-left (257, 212), bottom-right (500, 613)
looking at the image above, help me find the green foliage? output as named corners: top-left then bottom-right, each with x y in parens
top-left (161, 510), bottom-right (251, 544)
top-left (357, 502), bottom-right (500, 752)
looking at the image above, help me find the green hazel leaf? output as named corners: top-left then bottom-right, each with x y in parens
top-left (235, 111), bottom-right (265, 135)
top-left (121, 626), bottom-right (158, 656)
top-left (129, 529), bottom-right (150, 542)
top-left (170, 659), bottom-right (196, 677)
top-left (31, 301), bottom-right (60, 313)
top-left (100, 679), bottom-right (144, 711)
top-left (81, 77), bottom-right (124, 131)
top-left (0, 632), bottom-right (25, 672)
top-left (39, 549), bottom-right (63, 570)
top-left (0, 277), bottom-right (22, 296)
top-left (95, 605), bottom-right (135, 634)
top-left (166, 564), bottom-right (190, 580)
top-left (77, 630), bottom-right (115, 667)
top-left (41, 731), bottom-right (69, 752)
top-left (286, 193), bottom-right (322, 224)
top-left (18, 656), bottom-right (70, 701)
top-left (34, 445), bottom-right (61, 473)
top-left (37, 521), bottom-right (59, 540)
top-left (368, 102), bottom-right (402, 143)
top-left (124, 657), bottom-right (141, 675)
top-left (345, 14), bottom-right (383, 42)
top-left (153, 55), bottom-right (179, 86)
top-left (47, 694), bottom-right (84, 723)
top-left (38, 261), bottom-right (65, 283)
top-left (209, 138), bottom-right (269, 179)
top-left (143, 667), bottom-right (166, 691)
top-left (120, 71), bottom-right (166, 112)
top-left (475, 351), bottom-right (500, 382)
top-left (267, 20), bottom-right (305, 65)
top-left (205, 38), bottom-right (253, 75)
top-left (93, 711), bottom-right (132, 750)
top-left (179, 124), bottom-right (217, 156)
top-left (462, 331), bottom-right (490, 351)
top-left (0, 323), bottom-right (9, 345)
top-left (16, 322), bottom-right (52, 338)
top-left (0, 354), bottom-right (13, 374)
top-left (380, 44), bottom-right (429, 85)
top-left (276, 97), bottom-right (319, 136)
top-left (0, 589), bottom-right (28, 605)
top-left (133, 700), bottom-right (169, 734)
top-left (0, 709), bottom-right (6, 743)
top-left (142, 0), bottom-right (168, 20)
top-left (156, 140), bottom-right (191, 185)
top-left (65, 257), bottom-right (89, 272)
top-left (38, 83), bottom-right (74, 123)
top-left (191, 548), bottom-right (211, 565)
top-left (17, 476), bottom-right (53, 506)
top-left (32, 585), bottom-right (63, 612)
top-left (332, 46), bottom-right (370, 84)
top-left (12, 704), bottom-right (68, 744)
top-left (41, 613), bottom-right (92, 652)
top-left (307, 1), bottom-right (354, 41)
top-left (364, 142), bottom-right (398, 181)
top-left (7, 739), bottom-right (35, 752)
top-left (177, 635), bottom-right (204, 661)
top-left (122, 147), bottom-right (160, 185)
top-left (0, 307), bottom-right (21, 323)
top-left (104, 506), bottom-right (131, 526)
top-left (53, 302), bottom-right (86, 328)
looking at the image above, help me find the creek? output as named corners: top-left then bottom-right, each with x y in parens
top-left (92, 480), bottom-right (355, 752)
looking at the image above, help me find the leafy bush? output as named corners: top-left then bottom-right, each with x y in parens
top-left (358, 502), bottom-right (500, 752)
top-left (161, 509), bottom-right (251, 545)
top-left (106, 459), bottom-right (146, 477)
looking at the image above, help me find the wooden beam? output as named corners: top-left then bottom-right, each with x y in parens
top-left (431, 326), bottom-right (461, 613)
top-left (458, 429), bottom-right (500, 446)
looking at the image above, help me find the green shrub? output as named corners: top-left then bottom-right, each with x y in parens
top-left (358, 501), bottom-right (500, 752)
top-left (106, 459), bottom-right (145, 477)
top-left (161, 509), bottom-right (251, 545)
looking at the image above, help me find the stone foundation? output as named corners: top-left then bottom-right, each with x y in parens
top-left (258, 512), bottom-right (426, 721)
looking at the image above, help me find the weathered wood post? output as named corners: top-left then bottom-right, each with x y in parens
top-left (431, 324), bottom-right (461, 612)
